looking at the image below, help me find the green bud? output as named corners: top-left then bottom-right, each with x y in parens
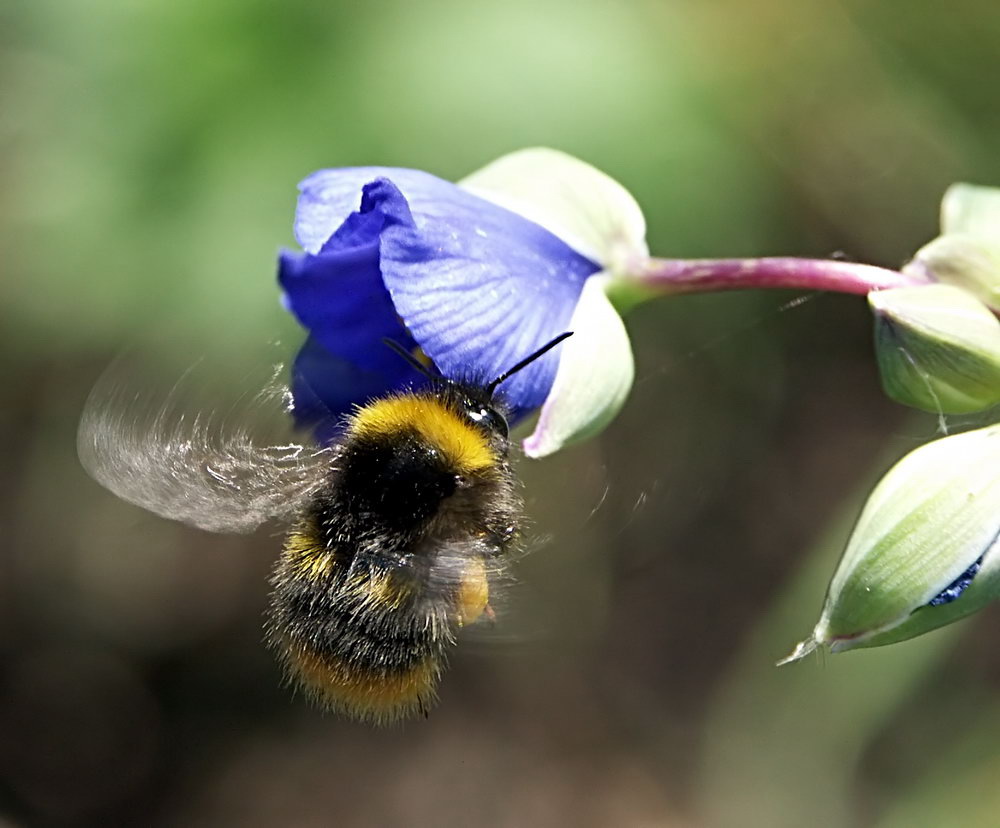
top-left (941, 182), bottom-right (1000, 240)
top-left (903, 183), bottom-right (1000, 312)
top-left (781, 424), bottom-right (1000, 664)
top-left (860, 549), bottom-right (1000, 648)
top-left (870, 283), bottom-right (1000, 414)
top-left (905, 235), bottom-right (1000, 313)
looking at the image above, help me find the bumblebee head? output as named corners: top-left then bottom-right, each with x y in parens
top-left (382, 331), bottom-right (573, 443)
top-left (452, 388), bottom-right (509, 441)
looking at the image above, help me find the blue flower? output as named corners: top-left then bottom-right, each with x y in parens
top-left (279, 149), bottom-right (647, 456)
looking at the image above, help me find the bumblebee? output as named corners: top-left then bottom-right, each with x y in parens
top-left (78, 333), bottom-right (571, 724)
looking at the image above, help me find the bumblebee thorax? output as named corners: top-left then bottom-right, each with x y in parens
top-left (349, 388), bottom-right (508, 473)
top-left (338, 429), bottom-right (458, 527)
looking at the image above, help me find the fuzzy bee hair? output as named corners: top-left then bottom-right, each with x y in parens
top-left (79, 334), bottom-right (571, 724)
top-left (267, 383), bottom-right (523, 723)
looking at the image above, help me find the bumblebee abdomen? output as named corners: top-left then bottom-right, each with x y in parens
top-left (268, 526), bottom-right (456, 723)
top-left (282, 641), bottom-right (443, 724)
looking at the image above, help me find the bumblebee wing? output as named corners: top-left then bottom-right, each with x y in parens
top-left (78, 357), bottom-right (335, 534)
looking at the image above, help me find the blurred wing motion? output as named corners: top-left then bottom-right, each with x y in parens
top-left (78, 356), bottom-right (334, 533)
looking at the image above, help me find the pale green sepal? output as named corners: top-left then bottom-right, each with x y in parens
top-left (604, 277), bottom-right (659, 316)
top-left (941, 182), bottom-right (1000, 239)
top-left (859, 538), bottom-right (1000, 648)
top-left (459, 148), bottom-right (648, 275)
top-left (903, 234), bottom-right (1000, 313)
top-left (869, 283), bottom-right (1000, 414)
top-left (522, 274), bottom-right (634, 458)
top-left (781, 424), bottom-right (1000, 663)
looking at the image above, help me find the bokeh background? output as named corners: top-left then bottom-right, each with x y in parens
top-left (3, 0), bottom-right (1000, 825)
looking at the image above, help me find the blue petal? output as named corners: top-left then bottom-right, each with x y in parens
top-left (374, 178), bottom-right (600, 414)
top-left (926, 554), bottom-right (984, 606)
top-left (294, 168), bottom-right (601, 417)
top-left (289, 335), bottom-right (430, 444)
top-left (296, 167), bottom-right (458, 254)
top-left (279, 205), bottom-right (407, 373)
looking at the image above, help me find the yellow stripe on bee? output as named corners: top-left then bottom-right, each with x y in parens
top-left (284, 642), bottom-right (440, 724)
top-left (350, 393), bottom-right (496, 475)
top-left (282, 530), bottom-right (333, 580)
top-left (342, 568), bottom-right (411, 611)
top-left (282, 533), bottom-right (412, 611)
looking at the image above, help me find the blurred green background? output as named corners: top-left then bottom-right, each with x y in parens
top-left (3, 0), bottom-right (1000, 825)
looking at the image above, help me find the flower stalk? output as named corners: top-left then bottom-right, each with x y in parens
top-left (633, 256), bottom-right (929, 298)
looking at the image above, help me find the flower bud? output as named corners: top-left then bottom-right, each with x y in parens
top-left (781, 424), bottom-right (1000, 663)
top-left (905, 235), bottom-right (1000, 313)
top-left (903, 183), bottom-right (1000, 313)
top-left (869, 283), bottom-right (1000, 414)
top-left (942, 182), bottom-right (1000, 241)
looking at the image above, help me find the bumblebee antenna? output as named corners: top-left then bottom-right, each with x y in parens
top-left (381, 339), bottom-right (441, 382)
top-left (486, 331), bottom-right (574, 396)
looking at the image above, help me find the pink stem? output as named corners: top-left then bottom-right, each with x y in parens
top-left (636, 257), bottom-right (930, 297)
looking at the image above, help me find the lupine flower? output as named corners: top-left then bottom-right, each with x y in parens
top-left (277, 149), bottom-right (956, 455)
top-left (275, 149), bottom-right (1000, 663)
top-left (278, 148), bottom-right (646, 457)
top-left (781, 423), bottom-right (1000, 663)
